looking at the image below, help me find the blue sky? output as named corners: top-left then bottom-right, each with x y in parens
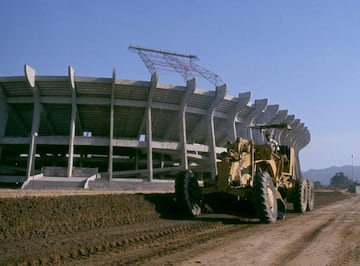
top-left (1, 0), bottom-right (360, 171)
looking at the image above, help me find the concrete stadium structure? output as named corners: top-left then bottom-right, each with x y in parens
top-left (0, 65), bottom-right (310, 189)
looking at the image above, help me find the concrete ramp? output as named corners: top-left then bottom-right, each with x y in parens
top-left (21, 167), bottom-right (98, 189)
top-left (23, 176), bottom-right (88, 189)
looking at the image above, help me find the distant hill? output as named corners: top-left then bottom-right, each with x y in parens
top-left (302, 165), bottom-right (360, 185)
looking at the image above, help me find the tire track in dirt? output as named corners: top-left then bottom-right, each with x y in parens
top-left (5, 219), bottom-right (242, 265)
top-left (180, 196), bottom-right (359, 266)
top-left (66, 220), bottom-right (243, 265)
top-left (328, 197), bottom-right (360, 266)
top-left (332, 226), bottom-right (360, 266)
top-left (271, 217), bottom-right (337, 266)
top-left (0, 191), bottom-right (356, 265)
top-left (271, 196), bottom-right (360, 266)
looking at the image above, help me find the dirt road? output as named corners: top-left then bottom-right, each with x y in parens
top-left (0, 190), bottom-right (358, 265)
top-left (175, 195), bottom-right (360, 266)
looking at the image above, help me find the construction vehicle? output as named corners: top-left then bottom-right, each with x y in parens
top-left (175, 125), bottom-right (314, 223)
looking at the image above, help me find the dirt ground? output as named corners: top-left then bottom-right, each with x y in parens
top-left (0, 189), bottom-right (359, 266)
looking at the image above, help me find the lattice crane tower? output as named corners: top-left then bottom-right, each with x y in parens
top-left (129, 45), bottom-right (225, 87)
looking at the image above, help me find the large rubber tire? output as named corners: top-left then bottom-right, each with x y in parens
top-left (306, 179), bottom-right (315, 211)
top-left (253, 172), bottom-right (278, 223)
top-left (175, 170), bottom-right (201, 217)
top-left (293, 178), bottom-right (308, 213)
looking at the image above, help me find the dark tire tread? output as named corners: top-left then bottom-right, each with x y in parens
top-left (306, 179), bottom-right (315, 211)
top-left (293, 178), bottom-right (308, 213)
top-left (175, 171), bottom-right (201, 217)
top-left (253, 172), bottom-right (278, 223)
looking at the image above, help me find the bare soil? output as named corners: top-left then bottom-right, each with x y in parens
top-left (0, 189), bottom-right (359, 266)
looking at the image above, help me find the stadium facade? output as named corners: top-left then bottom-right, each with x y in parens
top-left (0, 65), bottom-right (310, 188)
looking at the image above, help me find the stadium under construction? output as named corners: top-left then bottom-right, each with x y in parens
top-left (0, 47), bottom-right (310, 189)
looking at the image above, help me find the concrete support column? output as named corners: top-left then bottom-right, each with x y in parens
top-left (295, 126), bottom-right (310, 151)
top-left (292, 122), bottom-right (304, 151)
top-left (269, 110), bottom-right (288, 144)
top-left (160, 154), bottom-right (165, 168)
top-left (0, 85), bottom-right (8, 161)
top-left (237, 99), bottom-right (267, 140)
top-left (284, 118), bottom-right (300, 147)
top-left (146, 73), bottom-right (158, 181)
top-left (67, 66), bottom-right (76, 177)
top-left (285, 118), bottom-right (301, 177)
top-left (207, 84), bottom-right (226, 179)
top-left (252, 104), bottom-right (279, 143)
top-left (25, 65), bottom-right (41, 179)
top-left (278, 115), bottom-right (295, 146)
top-left (135, 150), bottom-right (139, 170)
top-left (295, 128), bottom-right (310, 176)
top-left (179, 78), bottom-right (196, 170)
top-left (293, 123), bottom-right (305, 175)
top-left (145, 103), bottom-right (153, 181)
top-left (108, 69), bottom-right (116, 180)
top-left (226, 91), bottom-right (251, 143)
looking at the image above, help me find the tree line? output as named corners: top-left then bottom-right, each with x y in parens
top-left (314, 172), bottom-right (359, 193)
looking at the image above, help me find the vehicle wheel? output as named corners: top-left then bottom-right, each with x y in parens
top-left (253, 171), bottom-right (278, 223)
top-left (293, 178), bottom-right (308, 213)
top-left (306, 179), bottom-right (315, 211)
top-left (175, 170), bottom-right (201, 217)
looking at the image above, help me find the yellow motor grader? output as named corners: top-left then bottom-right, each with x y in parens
top-left (175, 127), bottom-right (314, 223)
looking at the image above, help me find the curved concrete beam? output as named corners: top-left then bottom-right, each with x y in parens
top-left (236, 98), bottom-right (268, 140)
top-left (69, 65), bottom-right (75, 90)
top-left (222, 91), bottom-right (252, 144)
top-left (252, 104), bottom-right (279, 143)
top-left (146, 72), bottom-right (159, 181)
top-left (24, 64), bottom-right (36, 89)
top-left (279, 115), bottom-right (295, 145)
top-left (208, 84), bottom-right (227, 178)
top-left (108, 68), bottom-right (116, 180)
top-left (270, 110), bottom-right (289, 142)
top-left (24, 65), bottom-right (39, 179)
top-left (285, 118), bottom-right (301, 147)
top-left (136, 72), bottom-right (158, 140)
top-left (67, 65), bottom-right (77, 177)
top-left (292, 122), bottom-right (305, 150)
top-left (179, 78), bottom-right (197, 170)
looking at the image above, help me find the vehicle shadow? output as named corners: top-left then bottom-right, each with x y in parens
top-left (193, 214), bottom-right (260, 225)
top-left (144, 193), bottom-right (263, 225)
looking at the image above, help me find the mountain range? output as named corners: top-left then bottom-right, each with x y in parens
top-left (302, 165), bottom-right (360, 185)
